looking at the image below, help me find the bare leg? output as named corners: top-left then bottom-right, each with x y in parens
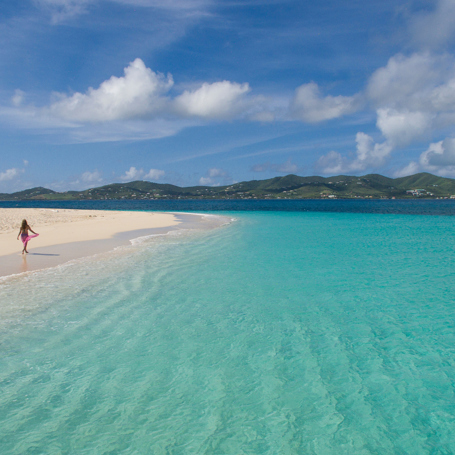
top-left (24, 240), bottom-right (29, 253)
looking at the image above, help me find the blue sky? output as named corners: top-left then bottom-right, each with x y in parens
top-left (2, 0), bottom-right (455, 191)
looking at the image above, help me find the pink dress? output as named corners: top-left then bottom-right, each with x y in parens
top-left (20, 232), bottom-right (39, 245)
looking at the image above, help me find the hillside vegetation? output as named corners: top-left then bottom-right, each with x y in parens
top-left (1, 173), bottom-right (455, 200)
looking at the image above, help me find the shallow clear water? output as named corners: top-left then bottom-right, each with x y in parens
top-left (1, 212), bottom-right (455, 454)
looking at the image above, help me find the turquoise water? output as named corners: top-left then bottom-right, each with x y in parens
top-left (1, 211), bottom-right (455, 454)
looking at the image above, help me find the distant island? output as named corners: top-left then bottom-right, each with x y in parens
top-left (2, 173), bottom-right (455, 201)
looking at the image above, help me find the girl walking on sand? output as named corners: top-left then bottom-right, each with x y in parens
top-left (17, 219), bottom-right (39, 254)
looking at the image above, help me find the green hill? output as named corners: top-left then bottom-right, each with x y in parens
top-left (2, 173), bottom-right (455, 200)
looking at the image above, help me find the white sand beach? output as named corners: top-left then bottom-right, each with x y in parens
top-left (0, 209), bottom-right (181, 277)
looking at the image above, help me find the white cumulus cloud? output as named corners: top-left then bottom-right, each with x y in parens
top-left (315, 151), bottom-right (346, 175)
top-left (395, 138), bottom-right (455, 177)
top-left (290, 82), bottom-right (359, 123)
top-left (430, 77), bottom-right (455, 111)
top-left (49, 59), bottom-right (173, 123)
top-left (421, 138), bottom-right (455, 167)
top-left (350, 51), bottom-right (455, 175)
top-left (6, 59), bottom-right (260, 143)
top-left (367, 53), bottom-right (443, 110)
top-left (144, 168), bottom-right (165, 180)
top-left (353, 132), bottom-right (392, 169)
top-left (419, 138), bottom-right (455, 176)
top-left (121, 166), bottom-right (144, 181)
top-left (316, 132), bottom-right (392, 174)
top-left (367, 53), bottom-right (455, 115)
top-left (120, 166), bottom-right (164, 181)
top-left (366, 53), bottom-right (455, 147)
top-left (289, 51), bottom-right (455, 174)
top-left (376, 108), bottom-right (433, 148)
top-left (174, 81), bottom-right (250, 119)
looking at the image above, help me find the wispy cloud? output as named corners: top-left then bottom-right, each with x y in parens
top-left (34, 0), bottom-right (213, 23)
top-left (251, 158), bottom-right (298, 173)
top-left (11, 89), bottom-right (25, 107)
top-left (33, 0), bottom-right (93, 23)
top-left (67, 170), bottom-right (103, 190)
top-left (81, 170), bottom-right (103, 183)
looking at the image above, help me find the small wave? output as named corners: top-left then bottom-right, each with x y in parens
top-left (129, 228), bottom-right (188, 246)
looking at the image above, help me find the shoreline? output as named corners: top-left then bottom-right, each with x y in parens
top-left (0, 209), bottom-right (225, 278)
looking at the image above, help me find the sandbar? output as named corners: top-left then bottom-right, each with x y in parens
top-left (0, 209), bottom-right (182, 277)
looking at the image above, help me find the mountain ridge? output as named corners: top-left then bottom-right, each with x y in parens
top-left (1, 173), bottom-right (455, 200)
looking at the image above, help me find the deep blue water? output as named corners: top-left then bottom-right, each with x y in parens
top-left (2, 198), bottom-right (455, 215)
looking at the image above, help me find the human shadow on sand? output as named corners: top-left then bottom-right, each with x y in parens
top-left (28, 253), bottom-right (60, 257)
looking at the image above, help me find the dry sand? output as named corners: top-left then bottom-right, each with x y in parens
top-left (0, 208), bottom-right (180, 277)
